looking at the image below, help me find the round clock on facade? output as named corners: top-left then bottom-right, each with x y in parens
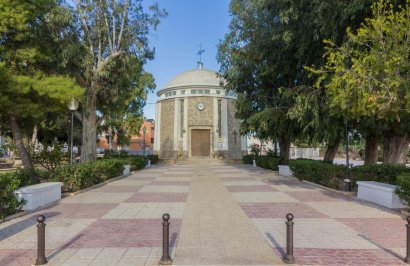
top-left (197, 103), bottom-right (205, 111)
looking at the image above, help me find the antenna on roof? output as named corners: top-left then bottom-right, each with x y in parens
top-left (197, 44), bottom-right (205, 69)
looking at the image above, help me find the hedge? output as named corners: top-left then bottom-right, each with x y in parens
top-left (350, 164), bottom-right (410, 187)
top-left (396, 173), bottom-right (410, 209)
top-left (243, 155), bottom-right (279, 171)
top-left (243, 155), bottom-right (254, 164)
top-left (289, 159), bottom-right (344, 189)
top-left (53, 158), bottom-right (125, 192)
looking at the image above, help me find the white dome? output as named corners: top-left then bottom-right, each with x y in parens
top-left (162, 68), bottom-right (222, 91)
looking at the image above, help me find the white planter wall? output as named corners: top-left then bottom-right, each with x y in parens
top-left (123, 165), bottom-right (131, 175)
top-left (15, 182), bottom-right (63, 211)
top-left (357, 181), bottom-right (406, 209)
top-left (279, 165), bottom-right (293, 176)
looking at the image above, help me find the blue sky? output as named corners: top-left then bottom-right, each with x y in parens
top-left (142, 0), bottom-right (231, 119)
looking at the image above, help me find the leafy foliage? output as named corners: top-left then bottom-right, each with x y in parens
top-left (28, 141), bottom-right (69, 175)
top-left (289, 159), bottom-right (345, 189)
top-left (0, 169), bottom-right (41, 220)
top-left (53, 159), bottom-right (125, 192)
top-left (396, 173), bottom-right (410, 209)
top-left (318, 0), bottom-right (410, 120)
top-left (350, 163), bottom-right (410, 186)
top-left (0, 172), bottom-right (26, 220)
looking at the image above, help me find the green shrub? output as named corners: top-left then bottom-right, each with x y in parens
top-left (54, 158), bottom-right (125, 192)
top-left (124, 156), bottom-right (146, 171)
top-left (267, 157), bottom-right (280, 171)
top-left (350, 164), bottom-right (410, 187)
top-left (146, 154), bottom-right (159, 164)
top-left (256, 156), bottom-right (268, 168)
top-left (289, 159), bottom-right (344, 189)
top-left (253, 155), bottom-right (280, 171)
top-left (242, 155), bottom-right (254, 164)
top-left (396, 173), bottom-right (410, 209)
top-left (0, 169), bottom-right (41, 220)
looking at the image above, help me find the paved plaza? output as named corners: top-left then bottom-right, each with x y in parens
top-left (0, 161), bottom-right (408, 265)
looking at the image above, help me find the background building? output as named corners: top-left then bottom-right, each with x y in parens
top-left (154, 65), bottom-right (247, 160)
top-left (96, 120), bottom-right (155, 155)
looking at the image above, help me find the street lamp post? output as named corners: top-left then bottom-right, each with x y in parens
top-left (68, 99), bottom-right (79, 165)
top-left (142, 126), bottom-right (147, 156)
top-left (344, 115), bottom-right (351, 191)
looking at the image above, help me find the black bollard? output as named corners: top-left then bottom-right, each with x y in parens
top-left (405, 216), bottom-right (410, 263)
top-left (283, 213), bottom-right (295, 264)
top-left (35, 215), bottom-right (47, 265)
top-left (159, 213), bottom-right (172, 265)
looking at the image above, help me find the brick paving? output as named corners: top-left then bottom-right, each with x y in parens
top-left (0, 161), bottom-right (408, 265)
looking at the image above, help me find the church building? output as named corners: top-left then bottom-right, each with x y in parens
top-left (153, 64), bottom-right (247, 160)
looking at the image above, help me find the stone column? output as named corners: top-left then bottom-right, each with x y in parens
top-left (154, 101), bottom-right (161, 153)
top-left (221, 98), bottom-right (228, 151)
top-left (173, 98), bottom-right (179, 158)
top-left (213, 97), bottom-right (219, 155)
top-left (183, 97), bottom-right (188, 157)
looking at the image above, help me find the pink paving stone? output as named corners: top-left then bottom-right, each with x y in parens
top-left (0, 249), bottom-right (42, 266)
top-left (126, 192), bottom-right (188, 202)
top-left (44, 203), bottom-right (118, 219)
top-left (150, 181), bottom-right (190, 186)
top-left (226, 185), bottom-right (278, 192)
top-left (273, 248), bottom-right (406, 265)
top-left (220, 176), bottom-right (256, 181)
top-left (337, 218), bottom-right (407, 248)
top-left (285, 191), bottom-right (352, 202)
top-left (63, 219), bottom-right (182, 248)
top-left (130, 176), bottom-right (157, 180)
top-left (92, 185), bottom-right (144, 193)
top-left (265, 179), bottom-right (303, 186)
top-left (241, 202), bottom-right (328, 218)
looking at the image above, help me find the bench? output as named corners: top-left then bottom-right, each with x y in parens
top-left (15, 182), bottom-right (63, 211)
top-left (357, 181), bottom-right (406, 209)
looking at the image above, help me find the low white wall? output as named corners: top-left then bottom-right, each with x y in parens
top-left (123, 165), bottom-right (130, 175)
top-left (279, 165), bottom-right (293, 176)
top-left (357, 181), bottom-right (406, 209)
top-left (15, 182), bottom-right (63, 211)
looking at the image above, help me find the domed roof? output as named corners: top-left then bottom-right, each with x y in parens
top-left (162, 68), bottom-right (223, 91)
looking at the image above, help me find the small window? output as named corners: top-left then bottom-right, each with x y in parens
top-left (198, 89), bottom-right (204, 94)
top-left (225, 90), bottom-right (229, 96)
top-left (216, 90), bottom-right (220, 94)
top-left (181, 90), bottom-right (185, 94)
top-left (172, 91), bottom-right (176, 96)
top-left (204, 90), bottom-right (210, 94)
top-left (191, 90), bottom-right (197, 94)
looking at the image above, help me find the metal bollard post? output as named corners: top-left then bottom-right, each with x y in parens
top-left (159, 213), bottom-right (172, 265)
top-left (283, 213), bottom-right (295, 264)
top-left (405, 216), bottom-right (410, 263)
top-left (35, 215), bottom-right (47, 265)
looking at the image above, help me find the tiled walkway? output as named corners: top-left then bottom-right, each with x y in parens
top-left (0, 162), bottom-right (408, 265)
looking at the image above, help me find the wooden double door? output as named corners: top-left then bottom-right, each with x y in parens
top-left (191, 129), bottom-right (211, 157)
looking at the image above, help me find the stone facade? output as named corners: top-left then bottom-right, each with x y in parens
top-left (159, 99), bottom-right (176, 158)
top-left (154, 68), bottom-right (247, 160)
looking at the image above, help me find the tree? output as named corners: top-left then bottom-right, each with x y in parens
top-left (70, 0), bottom-right (166, 162)
top-left (218, 0), bottom-right (379, 164)
top-left (319, 0), bottom-right (410, 164)
top-left (0, 0), bottom-right (83, 171)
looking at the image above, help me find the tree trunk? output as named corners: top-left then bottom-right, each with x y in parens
top-left (80, 88), bottom-right (97, 162)
top-left (364, 133), bottom-right (378, 165)
top-left (323, 137), bottom-right (341, 162)
top-left (279, 136), bottom-right (291, 165)
top-left (9, 114), bottom-right (33, 170)
top-left (383, 133), bottom-right (409, 164)
top-left (31, 124), bottom-right (38, 145)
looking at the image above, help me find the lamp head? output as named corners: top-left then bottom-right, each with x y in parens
top-left (68, 99), bottom-right (79, 111)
